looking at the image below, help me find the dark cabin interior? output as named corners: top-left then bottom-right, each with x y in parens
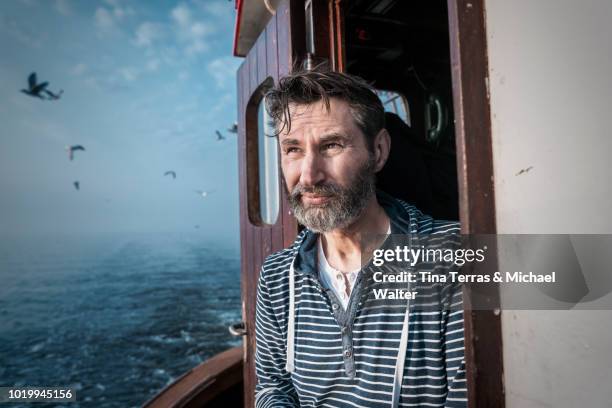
top-left (344, 0), bottom-right (459, 221)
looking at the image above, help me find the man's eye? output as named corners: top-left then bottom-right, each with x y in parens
top-left (323, 143), bottom-right (343, 150)
top-left (285, 147), bottom-right (300, 154)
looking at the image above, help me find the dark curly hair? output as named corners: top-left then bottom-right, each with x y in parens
top-left (264, 67), bottom-right (384, 151)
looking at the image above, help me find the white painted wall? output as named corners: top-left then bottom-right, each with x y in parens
top-left (485, 0), bottom-right (612, 234)
top-left (484, 0), bottom-right (612, 406)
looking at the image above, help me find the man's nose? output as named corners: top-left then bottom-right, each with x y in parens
top-left (299, 151), bottom-right (325, 187)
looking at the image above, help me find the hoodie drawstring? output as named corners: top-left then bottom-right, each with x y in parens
top-left (285, 259), bottom-right (296, 373)
top-left (392, 304), bottom-right (410, 407)
top-left (392, 232), bottom-right (413, 407)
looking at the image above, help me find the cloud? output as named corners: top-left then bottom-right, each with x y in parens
top-left (171, 4), bottom-right (191, 27)
top-left (104, 0), bottom-right (134, 19)
top-left (207, 56), bottom-right (241, 88)
top-left (134, 22), bottom-right (163, 47)
top-left (71, 63), bottom-right (87, 76)
top-left (190, 22), bottom-right (209, 37)
top-left (118, 67), bottom-right (139, 82)
top-left (114, 6), bottom-right (134, 19)
top-left (146, 59), bottom-right (160, 72)
top-left (170, 3), bottom-right (214, 56)
top-left (199, 1), bottom-right (233, 19)
top-left (95, 0), bottom-right (133, 33)
top-left (186, 39), bottom-right (207, 55)
top-left (55, 0), bottom-right (72, 16)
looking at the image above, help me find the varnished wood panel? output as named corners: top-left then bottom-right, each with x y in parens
top-left (237, 56), bottom-right (254, 408)
top-left (330, 0), bottom-right (346, 72)
top-left (238, 1), bottom-right (305, 406)
top-left (266, 16), bottom-right (285, 253)
top-left (143, 347), bottom-right (242, 408)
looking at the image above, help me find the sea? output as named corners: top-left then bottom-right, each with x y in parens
top-left (0, 232), bottom-right (242, 408)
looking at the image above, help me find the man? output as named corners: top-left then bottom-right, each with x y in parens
top-left (255, 68), bottom-right (466, 407)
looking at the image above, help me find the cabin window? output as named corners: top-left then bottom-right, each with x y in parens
top-left (376, 89), bottom-right (410, 126)
top-left (256, 95), bottom-right (280, 225)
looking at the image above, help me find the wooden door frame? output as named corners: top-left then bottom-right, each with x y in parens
top-left (237, 0), bottom-right (504, 406)
top-left (447, 1), bottom-right (504, 407)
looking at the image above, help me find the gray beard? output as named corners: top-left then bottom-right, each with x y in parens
top-left (287, 158), bottom-right (376, 233)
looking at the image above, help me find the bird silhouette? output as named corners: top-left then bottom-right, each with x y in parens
top-left (21, 72), bottom-right (62, 100)
top-left (195, 189), bottom-right (215, 198)
top-left (227, 122), bottom-right (238, 134)
top-left (73, 181), bottom-right (80, 191)
top-left (215, 130), bottom-right (225, 141)
top-left (164, 170), bottom-right (177, 179)
top-left (21, 72), bottom-right (49, 99)
top-left (66, 145), bottom-right (85, 161)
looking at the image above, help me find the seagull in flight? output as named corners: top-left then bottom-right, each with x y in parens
top-left (164, 170), bottom-right (177, 179)
top-left (227, 122), bottom-right (238, 134)
top-left (73, 181), bottom-right (80, 191)
top-left (21, 72), bottom-right (61, 100)
top-left (195, 189), bottom-right (215, 198)
top-left (66, 145), bottom-right (85, 161)
top-left (215, 130), bottom-right (225, 141)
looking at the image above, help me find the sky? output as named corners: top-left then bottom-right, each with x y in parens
top-left (0, 0), bottom-right (243, 246)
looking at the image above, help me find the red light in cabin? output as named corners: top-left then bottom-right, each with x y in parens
top-left (356, 27), bottom-right (371, 42)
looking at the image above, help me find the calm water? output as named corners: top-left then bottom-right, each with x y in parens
top-left (0, 232), bottom-right (242, 407)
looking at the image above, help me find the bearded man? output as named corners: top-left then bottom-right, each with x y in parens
top-left (254, 69), bottom-right (466, 408)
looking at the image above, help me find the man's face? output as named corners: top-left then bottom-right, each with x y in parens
top-left (278, 98), bottom-right (377, 233)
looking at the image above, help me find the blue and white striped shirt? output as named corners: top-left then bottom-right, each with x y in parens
top-left (255, 193), bottom-right (467, 407)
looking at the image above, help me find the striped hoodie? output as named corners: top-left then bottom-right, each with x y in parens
top-left (255, 192), bottom-right (466, 407)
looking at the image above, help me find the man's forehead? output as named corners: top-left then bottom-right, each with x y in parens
top-left (281, 99), bottom-right (355, 138)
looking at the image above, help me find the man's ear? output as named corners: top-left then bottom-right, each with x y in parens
top-left (373, 128), bottom-right (391, 172)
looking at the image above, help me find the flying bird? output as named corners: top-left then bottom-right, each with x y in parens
top-left (73, 181), bottom-right (80, 191)
top-left (21, 72), bottom-right (62, 100)
top-left (227, 122), bottom-right (238, 134)
top-left (215, 130), bottom-right (225, 141)
top-left (164, 171), bottom-right (177, 179)
top-left (66, 145), bottom-right (85, 161)
top-left (21, 72), bottom-right (49, 99)
top-left (195, 189), bottom-right (215, 198)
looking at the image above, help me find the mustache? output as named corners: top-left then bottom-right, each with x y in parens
top-left (289, 183), bottom-right (342, 200)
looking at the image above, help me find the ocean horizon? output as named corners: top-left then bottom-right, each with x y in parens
top-left (0, 231), bottom-right (242, 407)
